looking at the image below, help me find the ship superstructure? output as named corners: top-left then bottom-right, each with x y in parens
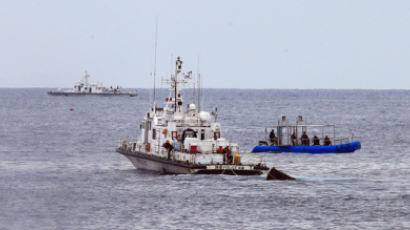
top-left (117, 57), bottom-right (268, 175)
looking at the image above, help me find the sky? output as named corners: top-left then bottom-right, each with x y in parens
top-left (1, 0), bottom-right (410, 89)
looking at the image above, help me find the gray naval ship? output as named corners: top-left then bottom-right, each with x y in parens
top-left (116, 57), bottom-right (270, 175)
top-left (48, 71), bottom-right (137, 96)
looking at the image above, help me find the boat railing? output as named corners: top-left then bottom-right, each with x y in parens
top-left (263, 124), bottom-right (355, 146)
top-left (119, 138), bottom-right (128, 148)
top-left (333, 137), bottom-right (351, 145)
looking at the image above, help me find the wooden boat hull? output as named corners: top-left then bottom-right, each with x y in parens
top-left (252, 141), bottom-right (361, 154)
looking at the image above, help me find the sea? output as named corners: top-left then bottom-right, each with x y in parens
top-left (0, 88), bottom-right (409, 230)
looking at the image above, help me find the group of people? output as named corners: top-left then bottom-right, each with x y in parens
top-left (217, 146), bottom-right (233, 163)
top-left (270, 129), bottom-right (332, 146)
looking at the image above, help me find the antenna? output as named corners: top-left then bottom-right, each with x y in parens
top-left (197, 55), bottom-right (201, 111)
top-left (152, 17), bottom-right (158, 107)
top-left (170, 54), bottom-right (174, 75)
top-left (84, 70), bottom-right (90, 84)
top-left (192, 72), bottom-right (196, 104)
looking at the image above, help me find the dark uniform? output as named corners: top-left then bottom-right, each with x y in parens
top-left (324, 136), bottom-right (331, 146)
top-left (291, 133), bottom-right (297, 146)
top-left (162, 142), bottom-right (173, 159)
top-left (301, 132), bottom-right (310, 146)
top-left (224, 147), bottom-right (233, 164)
top-left (313, 136), bottom-right (320, 145)
top-left (269, 130), bottom-right (276, 145)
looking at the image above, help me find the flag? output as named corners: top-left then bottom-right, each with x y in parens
top-left (184, 71), bottom-right (192, 79)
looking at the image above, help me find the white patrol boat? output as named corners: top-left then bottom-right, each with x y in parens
top-left (48, 71), bottom-right (137, 96)
top-left (116, 57), bottom-right (268, 175)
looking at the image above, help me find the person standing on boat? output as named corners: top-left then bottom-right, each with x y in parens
top-left (162, 140), bottom-right (173, 159)
top-left (269, 129), bottom-right (276, 145)
top-left (324, 136), bottom-right (332, 146)
top-left (301, 132), bottom-right (310, 146)
top-left (313, 136), bottom-right (320, 146)
top-left (217, 146), bottom-right (224, 154)
top-left (223, 146), bottom-right (230, 154)
top-left (224, 146), bottom-right (233, 164)
top-left (291, 132), bottom-right (297, 146)
top-left (172, 138), bottom-right (179, 151)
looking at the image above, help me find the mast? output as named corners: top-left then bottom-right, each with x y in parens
top-left (152, 17), bottom-right (158, 108)
top-left (162, 57), bottom-right (187, 113)
top-left (192, 67), bottom-right (196, 105)
top-left (197, 56), bottom-right (201, 111)
top-left (175, 57), bottom-right (182, 112)
top-left (84, 71), bottom-right (90, 84)
top-left (174, 73), bottom-right (177, 112)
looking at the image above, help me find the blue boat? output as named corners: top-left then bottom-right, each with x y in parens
top-left (252, 141), bottom-right (361, 154)
top-left (252, 115), bottom-right (361, 154)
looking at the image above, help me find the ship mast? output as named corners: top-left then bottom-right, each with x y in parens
top-left (84, 71), bottom-right (90, 84)
top-left (152, 18), bottom-right (158, 108)
top-left (162, 57), bottom-right (188, 113)
top-left (197, 57), bottom-right (201, 112)
top-left (175, 57), bottom-right (182, 112)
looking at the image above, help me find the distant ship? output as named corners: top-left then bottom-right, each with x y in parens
top-left (116, 57), bottom-right (270, 175)
top-left (48, 71), bottom-right (137, 96)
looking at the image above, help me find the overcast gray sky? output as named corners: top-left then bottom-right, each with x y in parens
top-left (1, 0), bottom-right (409, 89)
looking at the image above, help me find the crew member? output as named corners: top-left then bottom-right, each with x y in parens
top-left (269, 129), bottom-right (276, 145)
top-left (227, 152), bottom-right (233, 164)
top-left (172, 139), bottom-right (179, 151)
top-left (162, 140), bottom-right (173, 159)
top-left (224, 146), bottom-right (233, 164)
top-left (313, 136), bottom-right (320, 145)
top-left (324, 136), bottom-right (331, 146)
top-left (223, 146), bottom-right (230, 154)
top-left (217, 146), bottom-right (224, 154)
top-left (301, 131), bottom-right (310, 146)
top-left (291, 132), bottom-right (297, 146)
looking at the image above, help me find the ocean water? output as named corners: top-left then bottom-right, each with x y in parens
top-left (0, 88), bottom-right (409, 230)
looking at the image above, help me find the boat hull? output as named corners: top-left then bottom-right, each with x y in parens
top-left (252, 141), bottom-right (361, 154)
top-left (116, 148), bottom-right (266, 175)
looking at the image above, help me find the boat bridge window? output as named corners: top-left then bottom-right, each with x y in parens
top-left (152, 129), bottom-right (156, 140)
top-left (201, 129), bottom-right (205, 140)
top-left (182, 129), bottom-right (197, 142)
top-left (172, 131), bottom-right (178, 140)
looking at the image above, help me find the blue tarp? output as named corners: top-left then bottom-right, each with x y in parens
top-left (252, 141), bottom-right (361, 154)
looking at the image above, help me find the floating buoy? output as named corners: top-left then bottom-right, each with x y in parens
top-left (69, 108), bottom-right (74, 111)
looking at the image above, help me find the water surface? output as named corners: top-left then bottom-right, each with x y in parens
top-left (0, 89), bottom-right (409, 229)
